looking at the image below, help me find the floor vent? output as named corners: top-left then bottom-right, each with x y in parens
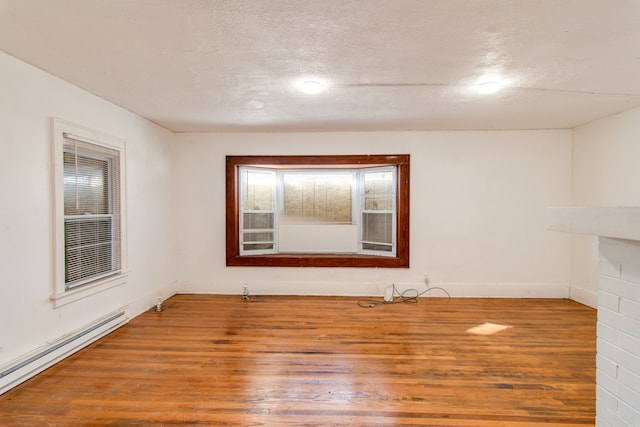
top-left (0, 309), bottom-right (128, 395)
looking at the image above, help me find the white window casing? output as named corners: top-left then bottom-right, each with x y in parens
top-left (238, 166), bottom-right (397, 257)
top-left (359, 166), bottom-right (396, 257)
top-left (51, 118), bottom-right (128, 307)
top-left (239, 167), bottom-right (277, 255)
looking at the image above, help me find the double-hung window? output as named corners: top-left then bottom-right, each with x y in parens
top-left (240, 168), bottom-right (276, 254)
top-left (360, 167), bottom-right (396, 255)
top-left (52, 119), bottom-right (127, 306)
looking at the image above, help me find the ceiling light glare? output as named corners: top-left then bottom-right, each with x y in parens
top-left (301, 80), bottom-right (325, 95)
top-left (477, 81), bottom-right (502, 94)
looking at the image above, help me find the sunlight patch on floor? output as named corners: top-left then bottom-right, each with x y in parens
top-left (466, 322), bottom-right (512, 335)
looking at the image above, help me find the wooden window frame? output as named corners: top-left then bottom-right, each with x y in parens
top-left (226, 154), bottom-right (409, 268)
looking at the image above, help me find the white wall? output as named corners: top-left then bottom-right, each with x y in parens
top-left (173, 130), bottom-right (573, 298)
top-left (571, 106), bottom-right (640, 307)
top-left (0, 53), bottom-right (177, 365)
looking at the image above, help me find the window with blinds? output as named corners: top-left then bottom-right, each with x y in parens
top-left (51, 119), bottom-right (127, 307)
top-left (62, 135), bottom-right (122, 289)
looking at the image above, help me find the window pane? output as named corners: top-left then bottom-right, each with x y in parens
top-left (242, 169), bottom-right (274, 210)
top-left (63, 136), bottom-right (121, 287)
top-left (362, 212), bottom-right (393, 247)
top-left (362, 242), bottom-right (393, 252)
top-left (364, 171), bottom-right (393, 211)
top-left (64, 152), bottom-right (109, 215)
top-left (65, 218), bottom-right (116, 285)
top-left (243, 212), bottom-right (274, 229)
top-left (283, 172), bottom-right (352, 223)
top-left (242, 223), bottom-right (275, 251)
top-left (242, 231), bottom-right (274, 243)
top-left (65, 218), bottom-right (113, 248)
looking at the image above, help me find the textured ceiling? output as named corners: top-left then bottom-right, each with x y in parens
top-left (1, 0), bottom-right (640, 132)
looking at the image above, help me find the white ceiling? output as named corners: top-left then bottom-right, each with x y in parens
top-left (1, 0), bottom-right (640, 132)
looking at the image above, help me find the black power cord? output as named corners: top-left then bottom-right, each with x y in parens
top-left (357, 282), bottom-right (450, 308)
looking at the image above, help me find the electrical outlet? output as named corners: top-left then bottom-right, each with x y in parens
top-left (424, 274), bottom-right (430, 286)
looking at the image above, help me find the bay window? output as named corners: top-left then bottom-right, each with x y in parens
top-left (226, 154), bottom-right (409, 268)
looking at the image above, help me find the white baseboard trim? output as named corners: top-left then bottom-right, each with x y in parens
top-left (435, 282), bottom-right (570, 298)
top-left (569, 285), bottom-right (597, 308)
top-left (178, 279), bottom-right (380, 297)
top-left (177, 280), bottom-right (571, 299)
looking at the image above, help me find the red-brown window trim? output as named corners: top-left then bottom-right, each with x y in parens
top-left (226, 154), bottom-right (409, 268)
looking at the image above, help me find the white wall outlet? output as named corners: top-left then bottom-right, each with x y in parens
top-left (424, 274), bottom-right (430, 286)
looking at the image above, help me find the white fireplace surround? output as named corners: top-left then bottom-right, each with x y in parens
top-left (547, 207), bottom-right (640, 427)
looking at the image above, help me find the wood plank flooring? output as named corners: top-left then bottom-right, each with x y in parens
top-left (0, 295), bottom-right (596, 426)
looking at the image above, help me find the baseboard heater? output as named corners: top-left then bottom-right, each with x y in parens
top-left (0, 308), bottom-right (128, 395)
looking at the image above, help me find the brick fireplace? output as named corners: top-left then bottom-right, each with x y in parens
top-left (548, 207), bottom-right (640, 427)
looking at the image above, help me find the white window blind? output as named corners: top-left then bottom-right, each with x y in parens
top-left (63, 134), bottom-right (122, 288)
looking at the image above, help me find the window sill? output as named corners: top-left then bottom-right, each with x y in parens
top-left (226, 254), bottom-right (408, 268)
top-left (51, 272), bottom-right (128, 308)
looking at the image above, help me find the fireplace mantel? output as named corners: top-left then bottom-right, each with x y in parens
top-left (547, 206), bottom-right (640, 241)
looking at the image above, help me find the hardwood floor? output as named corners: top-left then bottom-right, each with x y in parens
top-left (0, 295), bottom-right (596, 426)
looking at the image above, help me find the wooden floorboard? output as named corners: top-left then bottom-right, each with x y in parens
top-left (0, 295), bottom-right (596, 426)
